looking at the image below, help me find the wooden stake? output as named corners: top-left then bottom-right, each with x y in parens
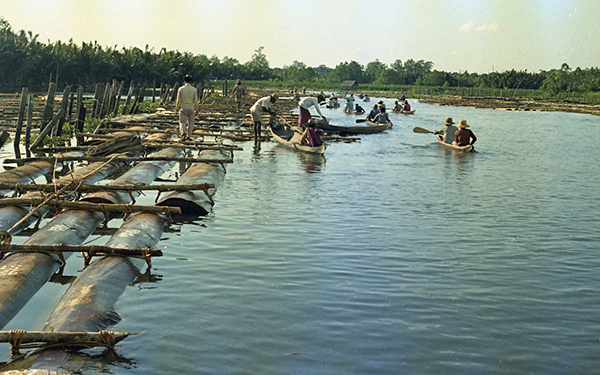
top-left (13, 87), bottom-right (28, 159)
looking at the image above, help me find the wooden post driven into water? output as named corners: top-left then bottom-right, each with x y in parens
top-left (13, 87), bottom-right (28, 159)
top-left (25, 94), bottom-right (34, 158)
top-left (41, 82), bottom-right (56, 132)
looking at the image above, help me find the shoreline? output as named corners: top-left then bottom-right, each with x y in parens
top-left (416, 95), bottom-right (600, 116)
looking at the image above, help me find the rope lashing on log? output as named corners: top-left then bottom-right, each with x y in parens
top-left (0, 229), bottom-right (12, 261)
top-left (3, 153), bottom-right (130, 236)
top-left (1, 330), bottom-right (133, 355)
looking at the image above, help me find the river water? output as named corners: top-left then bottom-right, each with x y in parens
top-left (2, 98), bottom-right (600, 374)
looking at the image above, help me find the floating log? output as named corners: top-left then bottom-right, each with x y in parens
top-left (157, 150), bottom-right (226, 214)
top-left (0, 198), bottom-right (182, 215)
top-left (0, 154), bottom-right (126, 235)
top-left (0, 148), bottom-right (183, 329)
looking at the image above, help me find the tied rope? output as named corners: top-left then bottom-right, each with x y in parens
top-left (8, 329), bottom-right (25, 356)
top-left (99, 330), bottom-right (116, 348)
top-left (0, 230), bottom-right (12, 260)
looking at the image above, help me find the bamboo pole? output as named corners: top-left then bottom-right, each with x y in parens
top-left (4, 155), bottom-right (233, 164)
top-left (0, 198), bottom-right (183, 215)
top-left (0, 330), bottom-right (132, 346)
top-left (3, 244), bottom-right (163, 257)
top-left (0, 182), bottom-right (215, 193)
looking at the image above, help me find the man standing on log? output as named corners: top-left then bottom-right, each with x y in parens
top-left (249, 93), bottom-right (277, 140)
top-left (231, 79), bottom-right (246, 113)
top-left (175, 74), bottom-right (198, 141)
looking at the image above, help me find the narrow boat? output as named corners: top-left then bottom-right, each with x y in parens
top-left (393, 109), bottom-right (416, 115)
top-left (270, 123), bottom-right (326, 155)
top-left (343, 109), bottom-right (366, 115)
top-left (436, 136), bottom-right (474, 152)
top-left (316, 120), bottom-right (391, 135)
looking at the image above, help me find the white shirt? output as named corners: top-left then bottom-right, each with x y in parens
top-left (175, 83), bottom-right (198, 110)
top-left (298, 97), bottom-right (324, 117)
top-left (250, 96), bottom-right (274, 114)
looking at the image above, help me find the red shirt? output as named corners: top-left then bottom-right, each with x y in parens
top-left (454, 128), bottom-right (477, 146)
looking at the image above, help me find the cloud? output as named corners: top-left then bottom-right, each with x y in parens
top-left (458, 21), bottom-right (500, 33)
top-left (458, 21), bottom-right (475, 32)
top-left (475, 22), bottom-right (500, 32)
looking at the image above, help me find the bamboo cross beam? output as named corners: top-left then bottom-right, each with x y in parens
top-left (143, 143), bottom-right (242, 151)
top-left (0, 198), bottom-right (183, 215)
top-left (0, 182), bottom-right (215, 193)
top-left (3, 156), bottom-right (233, 164)
top-left (0, 330), bottom-right (133, 352)
top-left (103, 128), bottom-right (253, 141)
top-left (3, 244), bottom-right (163, 257)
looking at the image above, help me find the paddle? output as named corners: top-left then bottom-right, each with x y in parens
top-left (356, 119), bottom-right (368, 123)
top-left (413, 126), bottom-right (434, 134)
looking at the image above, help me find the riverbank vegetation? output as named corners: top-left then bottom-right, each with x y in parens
top-left (1, 17), bottom-right (600, 104)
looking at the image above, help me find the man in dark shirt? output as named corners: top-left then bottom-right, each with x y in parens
top-left (454, 119), bottom-right (477, 146)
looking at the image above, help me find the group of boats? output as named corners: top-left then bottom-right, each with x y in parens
top-left (269, 96), bottom-right (474, 156)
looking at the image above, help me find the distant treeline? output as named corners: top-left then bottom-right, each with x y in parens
top-left (1, 17), bottom-right (600, 95)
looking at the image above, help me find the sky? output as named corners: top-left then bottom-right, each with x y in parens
top-left (1, 0), bottom-right (599, 73)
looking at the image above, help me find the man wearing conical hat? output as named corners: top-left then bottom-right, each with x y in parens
top-left (454, 119), bottom-right (477, 146)
top-left (434, 117), bottom-right (459, 144)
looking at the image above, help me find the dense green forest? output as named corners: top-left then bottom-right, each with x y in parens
top-left (2, 17), bottom-right (600, 95)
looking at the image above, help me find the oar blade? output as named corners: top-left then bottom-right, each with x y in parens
top-left (356, 119), bottom-right (367, 123)
top-left (413, 127), bottom-right (433, 134)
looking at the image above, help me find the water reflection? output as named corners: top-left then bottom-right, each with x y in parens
top-left (0, 347), bottom-right (136, 374)
top-left (297, 152), bottom-right (326, 173)
top-left (252, 139), bottom-right (262, 158)
top-left (437, 146), bottom-right (476, 184)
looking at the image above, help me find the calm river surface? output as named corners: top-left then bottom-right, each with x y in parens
top-left (2, 98), bottom-right (600, 374)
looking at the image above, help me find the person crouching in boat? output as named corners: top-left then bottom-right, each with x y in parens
top-left (250, 93), bottom-right (277, 139)
top-left (433, 117), bottom-right (458, 144)
top-left (299, 121), bottom-right (324, 147)
top-left (373, 106), bottom-right (392, 126)
top-left (454, 119), bottom-right (477, 146)
top-left (393, 100), bottom-right (403, 112)
top-left (401, 99), bottom-right (411, 112)
top-left (366, 104), bottom-right (379, 121)
top-left (354, 103), bottom-right (365, 115)
top-left (298, 94), bottom-right (326, 125)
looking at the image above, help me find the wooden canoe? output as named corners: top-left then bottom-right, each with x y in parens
top-left (437, 136), bottom-right (474, 152)
top-left (316, 120), bottom-right (391, 135)
top-left (393, 109), bottom-right (416, 115)
top-left (270, 123), bottom-right (326, 155)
